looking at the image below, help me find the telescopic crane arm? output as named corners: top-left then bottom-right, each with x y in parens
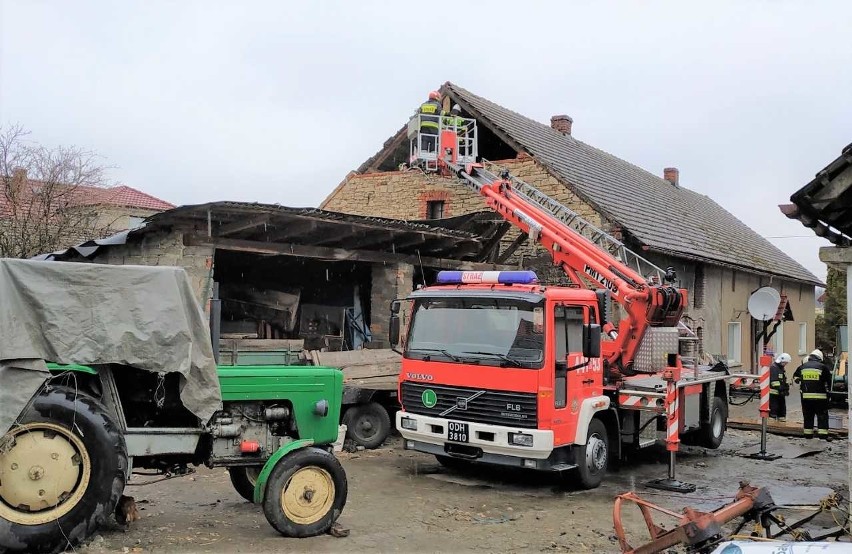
top-left (441, 158), bottom-right (687, 377)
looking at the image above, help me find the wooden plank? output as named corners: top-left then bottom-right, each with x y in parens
top-left (311, 349), bottom-right (401, 381)
top-left (220, 339), bottom-right (304, 352)
top-left (218, 215), bottom-right (270, 237)
top-left (727, 418), bottom-right (847, 437)
top-left (185, 235), bottom-right (511, 271)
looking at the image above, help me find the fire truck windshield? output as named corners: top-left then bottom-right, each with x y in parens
top-left (405, 297), bottom-right (545, 369)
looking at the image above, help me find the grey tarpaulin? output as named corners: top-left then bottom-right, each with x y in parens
top-left (0, 259), bottom-right (221, 433)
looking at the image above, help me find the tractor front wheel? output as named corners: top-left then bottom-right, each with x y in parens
top-left (261, 447), bottom-right (347, 537)
top-left (228, 466), bottom-right (262, 503)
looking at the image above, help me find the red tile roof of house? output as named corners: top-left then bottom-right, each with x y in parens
top-left (1, 181), bottom-right (174, 217)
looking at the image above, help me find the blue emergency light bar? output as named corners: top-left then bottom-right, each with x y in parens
top-left (435, 270), bottom-right (539, 285)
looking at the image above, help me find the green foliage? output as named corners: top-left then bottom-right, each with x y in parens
top-left (815, 267), bottom-right (847, 353)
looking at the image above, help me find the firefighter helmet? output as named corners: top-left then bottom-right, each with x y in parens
top-left (451, 103), bottom-right (461, 114)
top-left (428, 91), bottom-right (441, 101)
top-left (775, 353), bottom-right (792, 365)
top-left (810, 349), bottom-right (824, 361)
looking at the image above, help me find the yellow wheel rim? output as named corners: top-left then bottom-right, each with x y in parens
top-left (280, 467), bottom-right (335, 525)
top-left (0, 422), bottom-right (91, 525)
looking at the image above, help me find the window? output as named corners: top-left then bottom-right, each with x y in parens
top-left (772, 322), bottom-right (784, 356)
top-left (426, 200), bottom-right (445, 219)
top-left (727, 322), bottom-right (742, 366)
top-left (406, 296), bottom-right (545, 368)
top-left (798, 323), bottom-right (807, 355)
top-left (693, 264), bottom-right (705, 309)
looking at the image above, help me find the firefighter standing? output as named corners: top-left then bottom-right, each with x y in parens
top-left (418, 91), bottom-right (443, 154)
top-left (792, 349), bottom-right (832, 440)
top-left (769, 353), bottom-right (791, 421)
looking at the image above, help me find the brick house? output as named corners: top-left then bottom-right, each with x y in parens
top-left (1, 168), bottom-right (174, 257)
top-left (321, 82), bottom-right (823, 370)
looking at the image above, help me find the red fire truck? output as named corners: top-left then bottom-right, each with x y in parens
top-left (392, 107), bottom-right (754, 490)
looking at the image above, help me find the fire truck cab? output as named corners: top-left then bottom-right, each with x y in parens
top-left (393, 270), bottom-right (729, 489)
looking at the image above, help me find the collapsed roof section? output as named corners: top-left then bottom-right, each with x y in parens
top-left (35, 201), bottom-right (511, 271)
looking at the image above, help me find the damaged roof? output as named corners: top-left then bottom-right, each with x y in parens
top-left (438, 82), bottom-right (821, 285)
top-left (780, 143), bottom-right (852, 247)
top-left (35, 201), bottom-right (499, 264)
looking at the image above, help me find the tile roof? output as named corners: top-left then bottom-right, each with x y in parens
top-left (442, 82), bottom-right (821, 285)
top-left (0, 181), bottom-right (174, 216)
top-left (781, 142), bottom-right (852, 247)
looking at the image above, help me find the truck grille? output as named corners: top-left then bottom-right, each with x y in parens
top-left (401, 382), bottom-right (538, 429)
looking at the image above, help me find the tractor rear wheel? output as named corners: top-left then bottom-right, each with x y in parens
top-left (0, 386), bottom-right (127, 553)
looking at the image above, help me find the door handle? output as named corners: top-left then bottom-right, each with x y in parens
top-left (582, 379), bottom-right (594, 385)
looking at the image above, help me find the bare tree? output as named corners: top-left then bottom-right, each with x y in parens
top-left (0, 124), bottom-right (114, 258)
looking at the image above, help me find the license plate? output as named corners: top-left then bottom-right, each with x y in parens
top-left (447, 421), bottom-right (469, 443)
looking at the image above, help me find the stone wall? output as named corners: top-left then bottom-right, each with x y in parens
top-left (94, 229), bottom-right (214, 309)
top-left (369, 262), bottom-right (415, 347)
top-left (322, 154), bottom-right (608, 280)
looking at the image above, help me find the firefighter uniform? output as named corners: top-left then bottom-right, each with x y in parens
top-left (769, 360), bottom-right (789, 421)
top-left (418, 97), bottom-right (442, 154)
top-left (793, 351), bottom-right (832, 439)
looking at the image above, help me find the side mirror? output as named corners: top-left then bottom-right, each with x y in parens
top-left (389, 315), bottom-right (401, 348)
top-left (583, 323), bottom-right (601, 358)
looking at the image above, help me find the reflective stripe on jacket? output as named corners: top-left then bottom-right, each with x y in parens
top-left (419, 100), bottom-right (441, 129)
top-left (793, 357), bottom-right (831, 400)
top-left (769, 362), bottom-right (787, 395)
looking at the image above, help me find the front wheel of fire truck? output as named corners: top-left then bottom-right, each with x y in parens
top-left (262, 447), bottom-right (348, 537)
top-left (700, 396), bottom-right (727, 449)
top-left (576, 418), bottom-right (608, 489)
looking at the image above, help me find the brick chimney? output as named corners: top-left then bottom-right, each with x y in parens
top-left (550, 115), bottom-right (573, 136)
top-left (7, 168), bottom-right (27, 197)
top-left (663, 167), bottom-right (679, 186)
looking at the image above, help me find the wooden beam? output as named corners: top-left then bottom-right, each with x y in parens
top-left (185, 235), bottom-right (512, 271)
top-left (496, 232), bottom-right (528, 264)
top-left (217, 215), bottom-right (270, 237)
top-left (480, 221), bottom-right (512, 262)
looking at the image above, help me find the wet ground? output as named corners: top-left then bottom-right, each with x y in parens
top-left (79, 426), bottom-right (849, 554)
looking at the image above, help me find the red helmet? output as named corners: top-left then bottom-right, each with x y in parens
top-left (428, 91), bottom-right (441, 101)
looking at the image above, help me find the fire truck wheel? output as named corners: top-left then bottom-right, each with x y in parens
top-left (576, 418), bottom-right (608, 489)
top-left (0, 386), bottom-right (127, 554)
top-left (701, 396), bottom-right (727, 449)
top-left (342, 403), bottom-right (391, 449)
top-left (262, 447), bottom-right (347, 537)
top-left (228, 466), bottom-right (262, 503)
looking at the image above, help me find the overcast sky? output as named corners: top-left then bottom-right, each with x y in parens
top-left (1, 1), bottom-right (849, 282)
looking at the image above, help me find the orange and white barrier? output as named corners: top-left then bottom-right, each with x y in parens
top-left (665, 378), bottom-right (679, 452)
top-left (758, 354), bottom-right (772, 419)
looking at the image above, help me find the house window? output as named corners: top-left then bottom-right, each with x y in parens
top-left (798, 323), bottom-right (807, 355)
top-left (693, 264), bottom-right (705, 309)
top-left (426, 200), bottom-right (445, 219)
top-left (772, 322), bottom-right (784, 356)
top-left (127, 216), bottom-right (145, 228)
top-left (727, 322), bottom-right (742, 366)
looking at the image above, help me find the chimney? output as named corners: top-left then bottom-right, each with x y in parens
top-left (7, 168), bottom-right (27, 197)
top-left (550, 114), bottom-right (573, 136)
top-left (663, 167), bottom-right (679, 186)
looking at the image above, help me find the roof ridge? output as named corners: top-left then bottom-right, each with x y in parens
top-left (443, 81), bottom-right (820, 285)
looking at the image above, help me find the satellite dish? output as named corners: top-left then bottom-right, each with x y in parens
top-left (748, 287), bottom-right (781, 321)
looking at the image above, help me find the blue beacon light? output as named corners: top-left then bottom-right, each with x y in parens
top-left (435, 270), bottom-right (538, 285)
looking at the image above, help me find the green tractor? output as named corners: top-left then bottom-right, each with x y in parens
top-left (0, 260), bottom-right (347, 553)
